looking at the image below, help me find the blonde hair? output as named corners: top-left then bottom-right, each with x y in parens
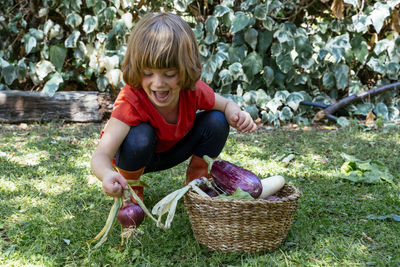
top-left (122, 12), bottom-right (202, 90)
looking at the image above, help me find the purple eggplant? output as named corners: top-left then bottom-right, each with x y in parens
top-left (210, 160), bottom-right (262, 198)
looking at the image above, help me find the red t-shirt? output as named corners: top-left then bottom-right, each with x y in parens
top-left (110, 80), bottom-right (215, 153)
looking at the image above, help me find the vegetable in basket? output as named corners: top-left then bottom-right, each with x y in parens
top-left (210, 159), bottom-right (262, 198)
top-left (258, 175), bottom-right (285, 199)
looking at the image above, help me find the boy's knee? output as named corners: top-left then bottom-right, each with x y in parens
top-left (121, 123), bottom-right (156, 155)
top-left (206, 111), bottom-right (229, 134)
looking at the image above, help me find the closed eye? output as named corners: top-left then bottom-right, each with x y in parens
top-left (165, 72), bottom-right (177, 78)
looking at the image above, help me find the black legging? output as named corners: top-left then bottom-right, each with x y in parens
top-left (115, 110), bottom-right (229, 173)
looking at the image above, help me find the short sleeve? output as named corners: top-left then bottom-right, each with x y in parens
top-left (195, 80), bottom-right (215, 110)
top-left (111, 86), bottom-right (143, 126)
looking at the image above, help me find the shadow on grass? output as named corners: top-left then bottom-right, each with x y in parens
top-left (1, 123), bottom-right (399, 265)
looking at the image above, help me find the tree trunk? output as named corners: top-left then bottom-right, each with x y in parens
top-left (0, 91), bottom-right (113, 123)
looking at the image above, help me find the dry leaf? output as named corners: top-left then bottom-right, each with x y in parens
top-left (391, 6), bottom-right (400, 32)
top-left (331, 0), bottom-right (344, 19)
top-left (314, 110), bottom-right (326, 121)
top-left (365, 110), bottom-right (376, 126)
top-left (369, 33), bottom-right (378, 49)
top-left (362, 232), bottom-right (375, 243)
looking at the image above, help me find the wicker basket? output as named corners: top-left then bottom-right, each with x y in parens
top-left (184, 183), bottom-right (300, 253)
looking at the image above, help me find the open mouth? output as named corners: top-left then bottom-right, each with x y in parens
top-left (153, 90), bottom-right (170, 102)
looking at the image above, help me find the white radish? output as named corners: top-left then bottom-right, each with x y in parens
top-left (257, 175), bottom-right (285, 199)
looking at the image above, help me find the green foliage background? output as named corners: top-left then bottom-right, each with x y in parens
top-left (1, 0), bottom-right (400, 125)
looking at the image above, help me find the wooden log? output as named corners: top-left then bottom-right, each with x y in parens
top-left (0, 90), bottom-right (113, 123)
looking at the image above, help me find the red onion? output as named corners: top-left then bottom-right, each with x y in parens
top-left (117, 201), bottom-right (145, 228)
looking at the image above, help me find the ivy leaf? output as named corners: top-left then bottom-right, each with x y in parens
top-left (71, 0), bottom-right (82, 12)
top-left (94, 1), bottom-right (107, 14)
top-left (103, 55), bottom-right (120, 71)
top-left (387, 62), bottom-right (400, 80)
top-left (254, 4), bottom-right (268, 20)
top-left (213, 51), bottom-right (228, 69)
top-left (1, 65), bottom-right (17, 85)
top-left (243, 91), bottom-right (257, 105)
top-left (262, 66), bottom-right (274, 86)
top-left (218, 69), bottom-right (233, 86)
top-left (367, 57), bottom-right (385, 74)
top-left (109, 0), bottom-right (120, 9)
top-left (274, 30), bottom-right (292, 43)
top-left (373, 39), bottom-right (390, 55)
top-left (66, 13), bottom-right (82, 28)
top-left (16, 59), bottom-right (27, 81)
top-left (257, 30), bottom-right (272, 55)
top-left (286, 92), bottom-right (304, 111)
top-left (228, 62), bottom-right (244, 80)
top-left (121, 13), bottom-right (133, 29)
top-left (243, 104), bottom-right (259, 120)
top-left (193, 22), bottom-right (204, 40)
top-left (334, 64), bottom-right (349, 90)
top-left (42, 72), bottom-right (63, 97)
top-left (374, 102), bottom-right (388, 120)
top-left (327, 34), bottom-right (351, 63)
top-left (350, 35), bottom-right (369, 63)
top-left (369, 2), bottom-right (391, 34)
top-left (243, 52), bottom-right (263, 80)
top-left (86, 0), bottom-right (96, 8)
top-left (202, 59), bottom-right (218, 84)
top-left (242, 28), bottom-right (257, 51)
top-left (276, 53), bottom-right (293, 74)
top-left (205, 16), bottom-right (218, 35)
top-left (96, 75), bottom-right (109, 92)
top-left (50, 45), bottom-right (67, 71)
top-left (214, 5), bottom-right (230, 17)
top-left (352, 14), bottom-right (369, 33)
top-left (354, 103), bottom-right (372, 116)
top-left (83, 15), bottom-right (98, 33)
top-left (230, 12), bottom-right (251, 34)
top-left (337, 117), bottom-right (350, 128)
top-left (228, 45), bottom-right (247, 63)
top-left (255, 89), bottom-right (271, 108)
top-left (279, 106), bottom-right (293, 121)
top-left (35, 60), bottom-right (55, 80)
top-left (388, 106), bottom-right (400, 121)
top-left (29, 29), bottom-right (44, 40)
top-left (174, 0), bottom-right (193, 12)
top-left (204, 34), bottom-right (218, 45)
top-left (275, 90), bottom-right (290, 102)
top-left (106, 69), bottom-right (122, 87)
top-left (49, 24), bottom-right (64, 40)
top-left (344, 0), bottom-right (359, 8)
top-left (323, 71), bottom-right (335, 89)
top-left (104, 7), bottom-right (117, 24)
top-left (267, 98), bottom-right (282, 114)
top-left (65, 30), bottom-right (81, 48)
top-left (25, 36), bottom-right (37, 54)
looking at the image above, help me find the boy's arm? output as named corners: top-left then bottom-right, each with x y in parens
top-left (213, 93), bottom-right (257, 132)
top-left (90, 117), bottom-right (131, 197)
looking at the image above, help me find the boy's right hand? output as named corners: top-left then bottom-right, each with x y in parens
top-left (102, 171), bottom-right (129, 197)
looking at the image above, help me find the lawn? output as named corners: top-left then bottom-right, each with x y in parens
top-left (0, 121), bottom-right (399, 266)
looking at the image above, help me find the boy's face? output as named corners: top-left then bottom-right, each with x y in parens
top-left (141, 68), bottom-right (181, 109)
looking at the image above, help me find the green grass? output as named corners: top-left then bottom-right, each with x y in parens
top-left (0, 122), bottom-right (399, 266)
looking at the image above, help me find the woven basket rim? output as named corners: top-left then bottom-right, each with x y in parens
top-left (186, 183), bottom-right (300, 204)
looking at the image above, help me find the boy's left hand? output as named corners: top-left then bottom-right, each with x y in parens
top-left (228, 110), bottom-right (257, 132)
